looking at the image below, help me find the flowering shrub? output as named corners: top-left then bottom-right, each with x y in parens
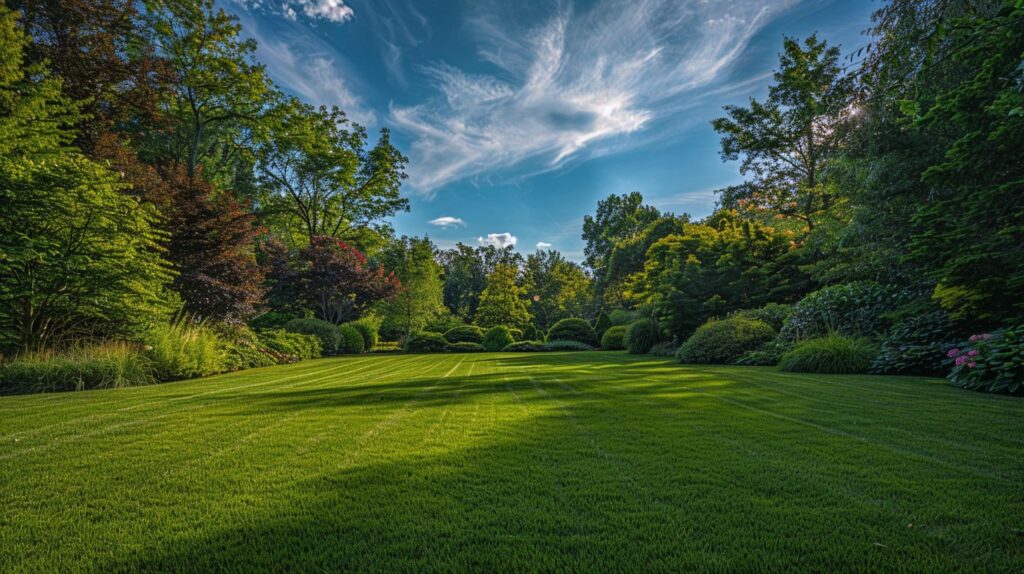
top-left (871, 311), bottom-right (958, 376)
top-left (947, 327), bottom-right (1024, 394)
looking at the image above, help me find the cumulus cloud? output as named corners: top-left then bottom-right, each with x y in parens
top-left (536, 242), bottom-right (552, 250)
top-left (392, 0), bottom-right (793, 194)
top-left (428, 216), bottom-right (466, 228)
top-left (477, 233), bottom-right (518, 248)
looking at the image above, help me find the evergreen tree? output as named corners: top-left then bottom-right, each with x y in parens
top-left (474, 264), bottom-right (532, 329)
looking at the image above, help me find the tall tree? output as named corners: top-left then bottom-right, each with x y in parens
top-left (256, 100), bottom-right (408, 247)
top-left (375, 236), bottom-right (445, 337)
top-left (0, 5), bottom-right (173, 350)
top-left (439, 244), bottom-right (523, 320)
top-left (474, 264), bottom-right (532, 329)
top-left (523, 250), bottom-right (592, 331)
top-left (582, 192), bottom-right (660, 305)
top-left (712, 34), bottom-right (855, 231)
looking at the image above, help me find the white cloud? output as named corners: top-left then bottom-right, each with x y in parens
top-left (428, 216), bottom-right (466, 228)
top-left (232, 0), bottom-right (354, 23)
top-left (392, 0), bottom-right (793, 194)
top-left (477, 233), bottom-right (518, 248)
top-left (536, 242), bottom-right (552, 250)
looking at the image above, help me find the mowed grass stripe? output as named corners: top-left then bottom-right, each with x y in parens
top-left (1, 352), bottom-right (1022, 572)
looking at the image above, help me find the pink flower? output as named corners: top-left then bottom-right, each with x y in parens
top-left (947, 348), bottom-right (961, 358)
top-left (967, 361), bottom-right (977, 368)
top-left (955, 355), bottom-right (968, 366)
top-left (967, 349), bottom-right (979, 357)
top-left (968, 333), bottom-right (992, 343)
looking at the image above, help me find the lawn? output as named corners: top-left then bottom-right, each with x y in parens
top-left (1, 352), bottom-right (1021, 572)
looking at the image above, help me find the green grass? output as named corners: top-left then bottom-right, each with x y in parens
top-left (1, 352), bottom-right (1022, 571)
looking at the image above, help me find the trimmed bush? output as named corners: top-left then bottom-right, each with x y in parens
top-left (677, 317), bottom-right (776, 364)
top-left (779, 282), bottom-right (911, 342)
top-left (872, 311), bottom-right (958, 376)
top-left (609, 309), bottom-right (640, 326)
top-left (0, 343), bottom-right (153, 394)
top-left (444, 325), bottom-right (485, 344)
top-left (600, 325), bottom-right (627, 350)
top-left (482, 326), bottom-right (515, 352)
top-left (146, 317), bottom-right (227, 381)
top-left (212, 323), bottom-right (278, 371)
top-left (285, 318), bottom-right (341, 355)
top-left (731, 303), bottom-right (793, 332)
top-left (337, 325), bottom-right (365, 354)
top-left (347, 319), bottom-right (378, 351)
top-left (448, 342), bottom-right (486, 352)
top-left (778, 335), bottom-right (878, 374)
top-left (947, 328), bottom-right (1024, 395)
top-left (547, 318), bottom-right (598, 346)
top-left (257, 329), bottom-right (322, 362)
top-left (247, 311), bottom-right (298, 331)
top-left (523, 324), bottom-right (543, 341)
top-left (405, 332), bottom-right (449, 353)
top-left (625, 318), bottom-right (658, 354)
top-left (502, 340), bottom-right (548, 352)
top-left (544, 339), bottom-right (595, 351)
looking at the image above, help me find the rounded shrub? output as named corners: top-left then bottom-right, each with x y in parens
top-left (404, 332), bottom-right (449, 353)
top-left (609, 309), bottom-right (640, 326)
top-left (257, 329), bottom-right (322, 361)
top-left (731, 303), bottom-right (793, 332)
top-left (482, 326), bottom-right (515, 352)
top-left (593, 311), bottom-right (612, 338)
top-left (522, 324), bottom-right (543, 341)
top-left (625, 318), bottom-right (658, 354)
top-left (448, 341), bottom-right (486, 352)
top-left (347, 320), bottom-right (378, 351)
top-left (778, 335), bottom-right (878, 374)
top-left (337, 324), bottom-right (365, 354)
top-left (443, 325), bottom-right (485, 344)
top-left (779, 282), bottom-right (911, 342)
top-left (677, 317), bottom-right (776, 364)
top-left (285, 318), bottom-right (341, 355)
top-left (600, 325), bottom-right (627, 350)
top-left (546, 318), bottom-right (598, 346)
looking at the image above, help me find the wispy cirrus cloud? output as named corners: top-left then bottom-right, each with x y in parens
top-left (391, 0), bottom-right (794, 195)
top-left (428, 216), bottom-right (466, 228)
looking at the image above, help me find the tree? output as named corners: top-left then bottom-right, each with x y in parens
top-left (439, 243), bottom-right (523, 320)
top-left (375, 236), bottom-right (445, 337)
top-left (142, 0), bottom-right (274, 186)
top-left (523, 250), bottom-right (592, 331)
top-left (711, 34), bottom-right (855, 231)
top-left (582, 192), bottom-right (660, 303)
top-left (0, 5), bottom-right (174, 351)
top-left (474, 264), bottom-right (532, 329)
top-left (265, 236), bottom-right (400, 325)
top-left (256, 100), bottom-right (408, 247)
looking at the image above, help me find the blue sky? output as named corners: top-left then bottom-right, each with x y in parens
top-left (224, 0), bottom-right (876, 260)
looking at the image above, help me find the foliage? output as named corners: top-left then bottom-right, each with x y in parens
top-left (447, 341), bottom-right (486, 353)
top-left (145, 316), bottom-right (227, 381)
top-left (501, 340), bottom-right (548, 352)
top-left (523, 250), bottom-right (591, 331)
top-left (872, 311), bottom-right (958, 376)
top-left (285, 318), bottom-right (341, 355)
top-left (372, 341), bottom-right (402, 353)
top-left (543, 340), bottom-right (596, 352)
top-left (375, 236), bottom-right (445, 338)
top-left (625, 318), bottom-right (659, 355)
top-left (778, 335), bottom-right (878, 374)
top-left (347, 319), bottom-right (378, 352)
top-left (522, 324), bottom-right (543, 341)
top-left (0, 6), bottom-right (174, 351)
top-left (443, 325), bottom-right (484, 344)
top-left (947, 329), bottom-right (1024, 395)
top-left (256, 100), bottom-right (408, 245)
top-left (256, 329), bottom-right (322, 362)
top-left (438, 244), bottom-right (523, 321)
top-left (265, 236), bottom-right (400, 325)
top-left (0, 342), bottom-right (152, 394)
top-left (404, 332), bottom-right (449, 353)
top-left (546, 318), bottom-right (598, 346)
top-left (210, 322), bottom-right (278, 371)
top-left (711, 34), bottom-right (853, 231)
top-left (582, 192), bottom-right (661, 302)
top-left (648, 342), bottom-right (678, 357)
top-left (736, 342), bottom-right (787, 367)
top-left (779, 282), bottom-right (910, 342)
top-left (481, 326), bottom-right (515, 352)
top-left (600, 325), bottom-right (627, 350)
top-left (336, 324), bottom-right (365, 355)
top-left (731, 303), bottom-right (793, 332)
top-left (593, 312), bottom-right (612, 339)
top-left (474, 264), bottom-right (532, 329)
top-left (609, 309), bottom-right (640, 326)
top-left (677, 317), bottom-right (776, 364)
